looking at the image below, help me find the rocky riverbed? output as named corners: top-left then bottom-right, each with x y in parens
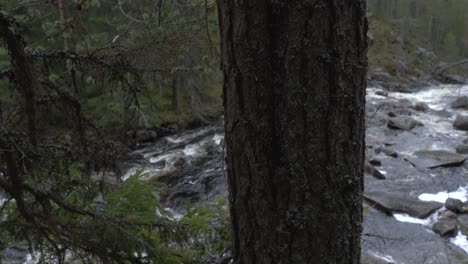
top-left (123, 83), bottom-right (468, 264)
top-left (4, 84), bottom-right (468, 263)
top-left (363, 84), bottom-right (468, 264)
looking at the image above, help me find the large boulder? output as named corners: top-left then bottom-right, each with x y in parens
top-left (394, 99), bottom-right (413, 109)
top-left (369, 158), bottom-right (382, 166)
top-left (413, 102), bottom-right (430, 112)
top-left (454, 115), bottom-right (468, 131)
top-left (364, 162), bottom-right (386, 180)
top-left (445, 198), bottom-right (468, 214)
top-left (451, 96), bottom-right (468, 109)
top-left (383, 148), bottom-right (398, 158)
top-left (409, 150), bottom-right (467, 169)
top-left (364, 190), bottom-right (443, 218)
top-left (432, 211), bottom-right (458, 237)
top-left (387, 116), bottom-right (423, 131)
top-left (456, 144), bottom-right (468, 154)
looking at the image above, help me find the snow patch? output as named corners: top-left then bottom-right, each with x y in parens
top-left (418, 186), bottom-right (468, 203)
top-left (450, 232), bottom-right (468, 255)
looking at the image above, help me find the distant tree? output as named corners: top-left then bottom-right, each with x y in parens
top-left (218, 1), bottom-right (368, 263)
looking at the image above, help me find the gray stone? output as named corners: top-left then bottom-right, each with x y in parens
top-left (432, 217), bottom-right (458, 237)
top-left (375, 91), bottom-right (388, 97)
top-left (456, 144), bottom-right (468, 154)
top-left (365, 162), bottom-right (386, 180)
top-left (413, 102), bottom-right (430, 112)
top-left (394, 99), bottom-right (413, 109)
top-left (374, 147), bottom-right (398, 158)
top-left (410, 150), bottom-right (467, 169)
top-left (364, 190), bottom-right (443, 218)
top-left (388, 116), bottom-right (423, 131)
top-left (383, 148), bottom-right (398, 158)
top-left (440, 210), bottom-right (458, 219)
top-left (451, 96), bottom-right (468, 109)
top-left (454, 115), bottom-right (468, 131)
top-left (369, 159), bottom-right (382, 166)
top-left (445, 198), bottom-right (465, 213)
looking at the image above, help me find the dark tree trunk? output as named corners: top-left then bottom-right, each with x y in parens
top-left (172, 76), bottom-right (181, 112)
top-left (0, 14), bottom-right (39, 146)
top-left (217, 1), bottom-right (368, 263)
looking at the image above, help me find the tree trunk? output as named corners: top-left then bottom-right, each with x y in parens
top-left (217, 1), bottom-right (368, 263)
top-left (0, 14), bottom-right (39, 146)
top-left (57, 0), bottom-right (69, 50)
top-left (172, 76), bottom-right (181, 112)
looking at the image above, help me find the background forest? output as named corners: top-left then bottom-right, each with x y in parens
top-left (0, 0), bottom-right (467, 263)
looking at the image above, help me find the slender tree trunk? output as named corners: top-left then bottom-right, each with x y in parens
top-left (57, 0), bottom-right (69, 50)
top-left (172, 76), bottom-right (181, 112)
top-left (217, 1), bottom-right (368, 263)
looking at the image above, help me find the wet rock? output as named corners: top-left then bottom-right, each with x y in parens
top-left (440, 210), bottom-right (458, 219)
top-left (173, 157), bottom-right (186, 168)
top-left (383, 82), bottom-right (412, 93)
top-left (364, 205), bottom-right (468, 264)
top-left (458, 214), bottom-right (468, 236)
top-left (375, 91), bottom-right (388, 97)
top-left (365, 162), bottom-right (386, 180)
top-left (387, 116), bottom-right (423, 131)
top-left (413, 102), bottom-right (430, 112)
top-left (432, 212), bottom-right (458, 237)
top-left (383, 148), bottom-right (398, 158)
top-left (445, 198), bottom-right (468, 214)
top-left (451, 96), bottom-right (468, 109)
top-left (456, 144), bottom-right (468, 154)
top-left (454, 115), bottom-right (468, 131)
top-left (410, 150), bottom-right (467, 169)
top-left (364, 190), bottom-right (443, 218)
top-left (394, 99), bottom-right (413, 109)
top-left (375, 147), bottom-right (398, 158)
top-left (361, 251), bottom-right (394, 264)
top-left (141, 166), bottom-right (178, 182)
top-left (369, 159), bottom-right (382, 166)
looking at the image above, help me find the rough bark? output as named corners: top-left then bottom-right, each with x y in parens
top-left (217, 1), bottom-right (368, 263)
